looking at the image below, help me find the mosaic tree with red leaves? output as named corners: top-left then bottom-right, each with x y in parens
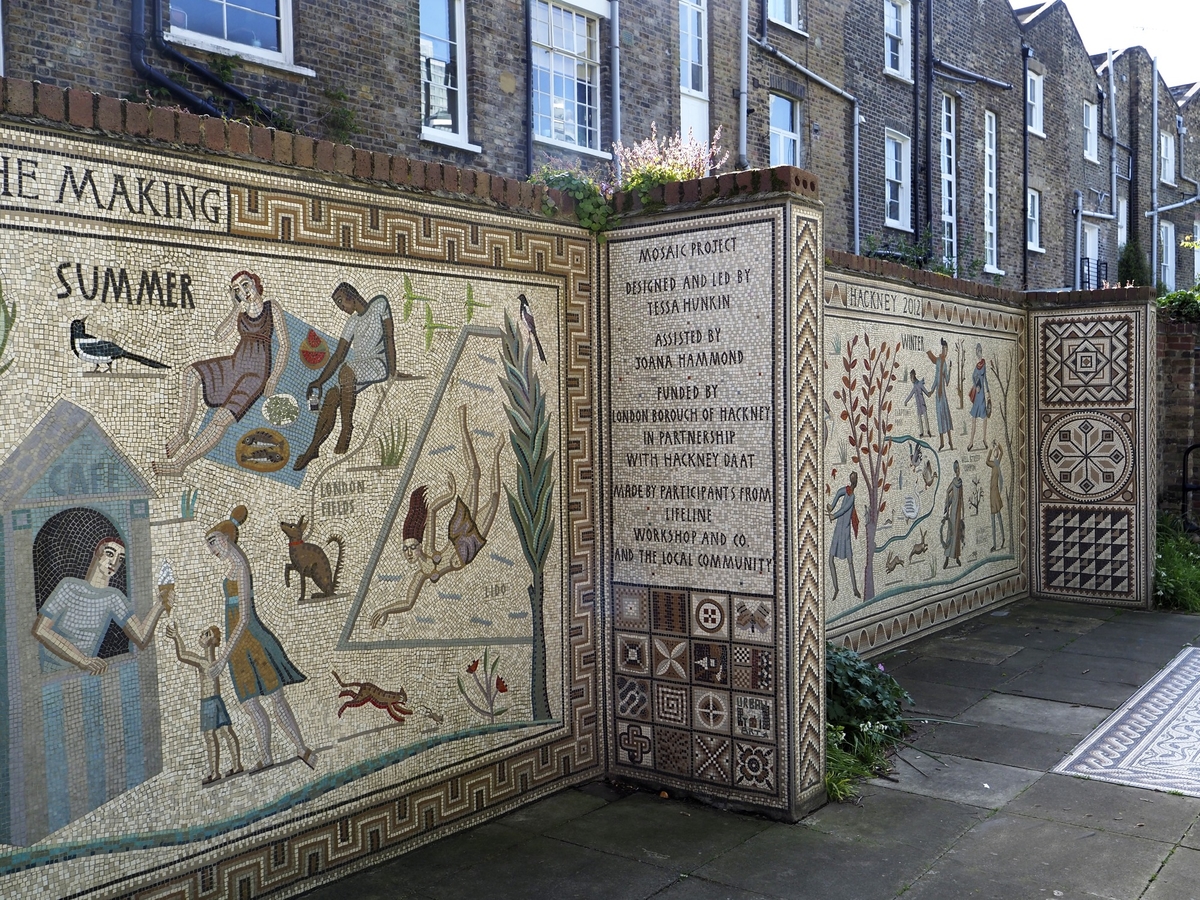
top-left (830, 334), bottom-right (901, 602)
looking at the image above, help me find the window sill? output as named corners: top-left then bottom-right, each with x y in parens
top-left (166, 31), bottom-right (316, 77)
top-left (533, 135), bottom-right (612, 160)
top-left (422, 127), bottom-right (482, 153)
top-left (1084, 154), bottom-right (1100, 164)
top-left (885, 220), bottom-right (913, 233)
top-left (1162, 180), bottom-right (1178, 188)
top-left (768, 18), bottom-right (808, 38)
top-left (983, 265), bottom-right (1006, 276)
top-left (1027, 128), bottom-right (1046, 140)
top-left (883, 69), bottom-right (914, 86)
top-left (1027, 245), bottom-right (1046, 254)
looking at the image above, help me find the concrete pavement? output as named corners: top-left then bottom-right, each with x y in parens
top-left (301, 599), bottom-right (1200, 899)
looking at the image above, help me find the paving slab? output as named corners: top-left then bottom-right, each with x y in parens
top-left (692, 822), bottom-right (934, 900)
top-left (900, 812), bottom-right (1173, 900)
top-left (898, 678), bottom-right (990, 718)
top-left (299, 867), bottom-right (432, 900)
top-left (956, 693), bottom-right (1111, 736)
top-left (1005, 773), bottom-right (1200, 843)
top-left (391, 820), bottom-right (535, 895)
top-left (421, 835), bottom-right (678, 900)
top-left (1001, 611), bottom-right (1111, 635)
top-left (1021, 650), bottom-right (1166, 687)
top-left (967, 623), bottom-right (1080, 651)
top-left (1185, 818), bottom-right (1200, 851)
top-left (803, 783), bottom-right (986, 851)
top-left (1020, 599), bottom-right (1122, 620)
top-left (492, 787), bottom-right (610, 833)
top-left (1143, 846), bottom-right (1200, 900)
top-left (909, 636), bottom-right (1025, 664)
top-left (909, 720), bottom-right (1079, 771)
top-left (551, 791), bottom-right (772, 872)
top-left (653, 876), bottom-right (776, 899)
top-left (1058, 627), bottom-right (1195, 664)
top-left (996, 669), bottom-right (1133, 708)
top-left (1107, 609), bottom-right (1200, 635)
top-left (870, 749), bottom-right (1042, 808)
top-left (886, 656), bottom-right (1015, 691)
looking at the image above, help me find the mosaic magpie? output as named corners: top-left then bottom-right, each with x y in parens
top-left (70, 318), bottom-right (169, 371)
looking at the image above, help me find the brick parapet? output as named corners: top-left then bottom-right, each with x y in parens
top-left (611, 166), bottom-right (820, 218)
top-left (0, 77), bottom-right (578, 225)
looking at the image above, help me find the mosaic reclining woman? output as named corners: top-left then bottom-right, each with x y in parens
top-left (155, 270), bottom-right (290, 477)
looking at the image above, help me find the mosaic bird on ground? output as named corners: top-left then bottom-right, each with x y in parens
top-left (70, 318), bottom-right (168, 371)
top-left (518, 293), bottom-right (547, 362)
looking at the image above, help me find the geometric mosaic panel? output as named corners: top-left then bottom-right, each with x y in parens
top-left (1041, 316), bottom-right (1132, 405)
top-left (692, 734), bottom-right (732, 785)
top-left (1043, 507), bottom-right (1132, 597)
top-left (1039, 411), bottom-right (1134, 503)
top-left (734, 741), bottom-right (777, 794)
top-left (653, 682), bottom-right (690, 727)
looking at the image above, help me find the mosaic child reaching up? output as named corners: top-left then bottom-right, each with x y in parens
top-left (165, 620), bottom-right (244, 784)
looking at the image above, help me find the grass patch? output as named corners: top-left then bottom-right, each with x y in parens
top-left (1156, 512), bottom-right (1200, 612)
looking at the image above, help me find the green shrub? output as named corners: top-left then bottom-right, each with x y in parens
top-left (1156, 513), bottom-right (1200, 612)
top-left (530, 164), bottom-right (613, 237)
top-left (826, 642), bottom-right (910, 739)
top-left (1156, 286), bottom-right (1200, 322)
top-left (1118, 236), bottom-right (1152, 286)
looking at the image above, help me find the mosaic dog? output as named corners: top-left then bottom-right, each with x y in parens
top-left (280, 516), bottom-right (344, 602)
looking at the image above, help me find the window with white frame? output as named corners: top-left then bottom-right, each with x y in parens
top-left (940, 94), bottom-right (957, 269)
top-left (883, 0), bottom-right (911, 79)
top-left (1027, 70), bottom-right (1044, 135)
top-left (680, 0), bottom-right (706, 96)
top-left (1082, 222), bottom-right (1100, 288)
top-left (770, 94), bottom-right (801, 167)
top-left (1027, 188), bottom-right (1042, 250)
top-left (1161, 220), bottom-right (1176, 290)
top-left (169, 0), bottom-right (303, 70)
top-left (984, 111), bottom-right (999, 271)
top-left (1194, 221), bottom-right (1199, 287)
top-left (532, 1), bottom-right (603, 153)
top-left (1118, 197), bottom-right (1128, 247)
top-left (768, 0), bottom-right (804, 31)
top-left (885, 130), bottom-right (911, 229)
top-left (421, 0), bottom-right (475, 149)
top-left (1161, 132), bottom-right (1177, 185)
top-left (1083, 101), bottom-right (1098, 162)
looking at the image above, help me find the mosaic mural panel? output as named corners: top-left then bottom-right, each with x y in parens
top-left (1030, 306), bottom-right (1155, 606)
top-left (0, 123), bottom-right (596, 898)
top-left (822, 274), bottom-right (1029, 651)
top-left (602, 203), bottom-right (825, 818)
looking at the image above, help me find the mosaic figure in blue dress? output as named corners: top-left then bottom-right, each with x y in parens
top-left (967, 343), bottom-right (990, 451)
top-left (203, 505), bottom-right (315, 772)
top-left (927, 339), bottom-right (954, 451)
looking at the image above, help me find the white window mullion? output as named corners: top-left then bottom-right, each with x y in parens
top-left (984, 110), bottom-right (999, 272)
top-left (885, 130), bottom-right (910, 229)
top-left (940, 94), bottom-right (957, 271)
top-left (532, 0), bottom-right (605, 154)
top-left (1027, 188), bottom-right (1041, 250)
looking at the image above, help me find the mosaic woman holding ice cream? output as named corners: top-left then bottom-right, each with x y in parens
top-left (203, 505), bottom-right (315, 771)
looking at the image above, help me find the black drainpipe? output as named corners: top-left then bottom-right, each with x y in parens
top-left (525, 0), bottom-right (535, 177)
top-left (150, 0), bottom-right (281, 125)
top-left (924, 0), bottom-right (934, 242)
top-left (1022, 43), bottom-right (1032, 290)
top-left (130, 0), bottom-right (222, 117)
top-left (911, 0), bottom-right (921, 235)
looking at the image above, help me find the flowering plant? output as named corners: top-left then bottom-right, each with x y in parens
top-left (613, 123), bottom-right (728, 203)
top-left (457, 648), bottom-right (510, 722)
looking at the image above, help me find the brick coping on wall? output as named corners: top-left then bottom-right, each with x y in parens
top-left (0, 78), bottom-right (822, 228)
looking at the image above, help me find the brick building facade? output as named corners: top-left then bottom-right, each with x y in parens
top-left (0, 0), bottom-right (1193, 291)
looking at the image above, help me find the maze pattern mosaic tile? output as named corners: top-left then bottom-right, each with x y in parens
top-left (601, 203), bottom-right (826, 816)
top-left (0, 123), bottom-right (596, 899)
top-left (822, 273), bottom-right (1028, 652)
top-left (1030, 307), bottom-right (1154, 606)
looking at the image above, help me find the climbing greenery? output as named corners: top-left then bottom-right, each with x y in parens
top-left (530, 165), bottom-right (613, 237)
top-left (1155, 513), bottom-right (1200, 612)
top-left (1156, 286), bottom-right (1200, 322)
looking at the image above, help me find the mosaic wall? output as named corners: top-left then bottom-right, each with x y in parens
top-left (601, 203), bottom-right (825, 818)
top-left (822, 273), bottom-right (1029, 652)
top-left (1029, 304), bottom-right (1155, 606)
top-left (0, 123), bottom-right (597, 897)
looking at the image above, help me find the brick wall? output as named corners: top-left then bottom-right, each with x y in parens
top-left (1158, 315), bottom-right (1200, 516)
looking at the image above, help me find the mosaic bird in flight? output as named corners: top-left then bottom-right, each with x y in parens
top-left (70, 319), bottom-right (169, 371)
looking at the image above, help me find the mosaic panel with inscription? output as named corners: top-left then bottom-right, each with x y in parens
top-left (602, 203), bottom-right (824, 816)
top-left (822, 274), bottom-right (1028, 651)
top-left (0, 124), bottom-right (596, 898)
top-left (1030, 307), bottom-right (1154, 605)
